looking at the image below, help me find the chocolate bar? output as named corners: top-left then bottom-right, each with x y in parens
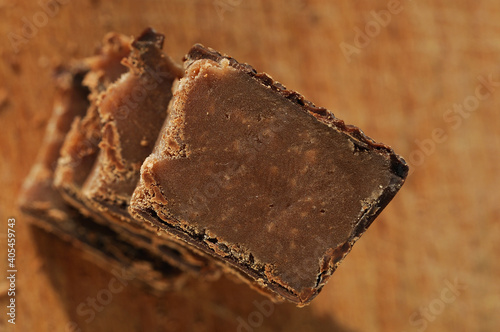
top-left (54, 29), bottom-right (218, 276)
top-left (18, 64), bottom-right (184, 292)
top-left (129, 45), bottom-right (409, 305)
top-left (82, 28), bottom-right (181, 222)
top-left (54, 32), bottom-right (132, 217)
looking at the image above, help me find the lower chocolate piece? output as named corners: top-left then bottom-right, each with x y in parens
top-left (129, 44), bottom-right (409, 306)
top-left (18, 64), bottom-right (185, 292)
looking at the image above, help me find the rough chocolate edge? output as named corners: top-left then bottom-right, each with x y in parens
top-left (49, 29), bottom-right (195, 275)
top-left (54, 32), bottom-right (133, 211)
top-left (81, 30), bottom-right (217, 277)
top-left (134, 27), bottom-right (165, 49)
top-left (130, 207), bottom-right (289, 303)
top-left (129, 27), bottom-right (184, 78)
top-left (84, 27), bottom-right (177, 207)
top-left (92, 197), bottom-right (218, 276)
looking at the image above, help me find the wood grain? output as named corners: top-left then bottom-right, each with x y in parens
top-left (1, 0), bottom-right (498, 331)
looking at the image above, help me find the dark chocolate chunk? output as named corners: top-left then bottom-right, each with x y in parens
top-left (129, 44), bottom-right (408, 306)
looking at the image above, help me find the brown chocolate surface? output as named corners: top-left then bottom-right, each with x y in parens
top-left (83, 28), bottom-right (182, 214)
top-left (54, 32), bottom-right (132, 212)
top-left (130, 44), bottom-right (408, 305)
top-left (53, 29), bottom-right (218, 276)
top-left (18, 64), bottom-right (184, 292)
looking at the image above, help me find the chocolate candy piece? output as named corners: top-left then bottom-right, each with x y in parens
top-left (55, 29), bottom-right (218, 276)
top-left (18, 64), bottom-right (184, 292)
top-left (129, 44), bottom-right (409, 306)
top-left (82, 28), bottom-right (182, 222)
top-left (54, 32), bottom-right (132, 216)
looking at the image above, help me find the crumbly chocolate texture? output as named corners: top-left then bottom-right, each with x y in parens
top-left (130, 44), bottom-right (409, 306)
top-left (82, 28), bottom-right (182, 218)
top-left (50, 31), bottom-right (178, 266)
top-left (18, 64), bottom-right (184, 292)
top-left (54, 32), bottom-right (132, 215)
top-left (53, 29), bottom-right (218, 276)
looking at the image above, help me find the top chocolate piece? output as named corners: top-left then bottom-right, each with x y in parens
top-left (130, 44), bottom-right (408, 305)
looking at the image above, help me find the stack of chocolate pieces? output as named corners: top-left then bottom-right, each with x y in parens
top-left (19, 28), bottom-right (408, 305)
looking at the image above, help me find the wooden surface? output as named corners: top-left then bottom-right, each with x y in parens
top-left (1, 0), bottom-right (499, 331)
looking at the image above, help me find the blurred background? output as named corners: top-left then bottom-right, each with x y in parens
top-left (0, 0), bottom-right (499, 331)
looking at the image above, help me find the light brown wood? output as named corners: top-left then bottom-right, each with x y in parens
top-left (1, 0), bottom-right (498, 331)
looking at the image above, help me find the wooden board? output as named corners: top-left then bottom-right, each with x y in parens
top-left (0, 0), bottom-right (498, 331)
